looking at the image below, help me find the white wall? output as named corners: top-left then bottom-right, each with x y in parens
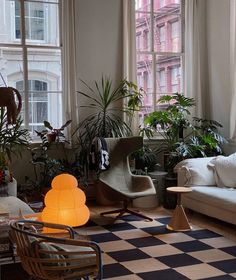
top-left (206, 0), bottom-right (231, 138)
top-left (75, 0), bottom-right (123, 122)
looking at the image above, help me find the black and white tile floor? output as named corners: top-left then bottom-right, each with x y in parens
top-left (82, 214), bottom-right (236, 280)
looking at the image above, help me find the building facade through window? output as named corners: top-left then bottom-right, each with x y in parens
top-left (0, 0), bottom-right (62, 134)
top-left (135, 0), bottom-right (184, 125)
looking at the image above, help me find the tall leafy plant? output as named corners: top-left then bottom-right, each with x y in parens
top-left (0, 107), bottom-right (29, 164)
top-left (144, 94), bottom-right (226, 175)
top-left (74, 76), bottom-right (143, 174)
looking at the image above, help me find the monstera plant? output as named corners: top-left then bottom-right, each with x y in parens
top-left (144, 93), bottom-right (226, 175)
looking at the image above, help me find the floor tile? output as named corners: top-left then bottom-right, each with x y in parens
top-left (221, 246), bottom-right (236, 257)
top-left (108, 248), bottom-right (151, 262)
top-left (141, 244), bottom-right (182, 257)
top-left (175, 263), bottom-right (225, 279)
top-left (89, 232), bottom-right (121, 243)
top-left (188, 249), bottom-right (234, 263)
top-left (201, 237), bottom-right (236, 248)
top-left (158, 253), bottom-right (201, 268)
top-left (157, 232), bottom-right (195, 244)
top-left (185, 229), bottom-right (221, 239)
top-left (105, 275), bottom-right (142, 280)
top-left (127, 236), bottom-right (165, 247)
top-left (102, 253), bottom-right (117, 265)
top-left (121, 258), bottom-right (168, 273)
top-left (113, 229), bottom-right (150, 240)
top-left (210, 259), bottom-right (236, 273)
top-left (172, 240), bottom-right (213, 252)
top-left (103, 263), bottom-right (132, 279)
top-left (100, 240), bottom-right (135, 252)
top-left (138, 268), bottom-right (190, 280)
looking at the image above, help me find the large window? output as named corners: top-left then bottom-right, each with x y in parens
top-left (135, 0), bottom-right (184, 122)
top-left (0, 0), bottom-right (62, 134)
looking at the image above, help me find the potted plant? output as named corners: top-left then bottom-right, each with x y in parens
top-left (18, 119), bottom-right (81, 202)
top-left (144, 93), bottom-right (195, 174)
top-left (144, 93), bottom-right (226, 176)
top-left (35, 120), bottom-right (72, 144)
top-left (74, 76), bottom-right (144, 175)
top-left (0, 107), bottom-right (30, 195)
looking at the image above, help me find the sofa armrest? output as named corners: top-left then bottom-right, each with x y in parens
top-left (174, 157), bottom-right (216, 186)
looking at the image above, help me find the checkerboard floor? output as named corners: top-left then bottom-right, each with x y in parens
top-left (82, 213), bottom-right (236, 280)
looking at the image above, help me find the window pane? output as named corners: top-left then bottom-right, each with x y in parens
top-left (0, 47), bottom-right (24, 87)
top-left (135, 13), bottom-right (151, 51)
top-left (0, 0), bottom-right (21, 44)
top-left (153, 0), bottom-right (180, 13)
top-left (137, 53), bottom-right (154, 120)
top-left (156, 54), bottom-right (183, 95)
top-left (154, 14), bottom-right (181, 52)
top-left (27, 47), bottom-right (62, 132)
top-left (135, 0), bottom-right (151, 12)
top-left (24, 1), bottom-right (59, 46)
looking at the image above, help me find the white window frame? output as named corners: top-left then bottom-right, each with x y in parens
top-left (0, 0), bottom-right (62, 135)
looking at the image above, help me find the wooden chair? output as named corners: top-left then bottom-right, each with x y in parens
top-left (10, 220), bottom-right (103, 280)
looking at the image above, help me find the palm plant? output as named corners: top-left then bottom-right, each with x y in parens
top-left (74, 76), bottom-right (143, 174)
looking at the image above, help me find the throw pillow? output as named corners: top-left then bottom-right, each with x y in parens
top-left (174, 157), bottom-right (216, 186)
top-left (208, 153), bottom-right (236, 188)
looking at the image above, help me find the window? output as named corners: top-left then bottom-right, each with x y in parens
top-left (0, 0), bottom-right (62, 135)
top-left (16, 80), bottom-right (48, 132)
top-left (171, 20), bottom-right (179, 52)
top-left (158, 25), bottom-right (165, 51)
top-left (170, 66), bottom-right (180, 92)
top-left (158, 69), bottom-right (166, 93)
top-left (15, 1), bottom-right (45, 41)
top-left (135, 0), bottom-right (184, 123)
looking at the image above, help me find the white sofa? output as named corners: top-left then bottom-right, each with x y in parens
top-left (0, 179), bottom-right (34, 217)
top-left (174, 154), bottom-right (236, 225)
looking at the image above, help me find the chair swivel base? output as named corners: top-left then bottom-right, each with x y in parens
top-left (100, 201), bottom-right (153, 222)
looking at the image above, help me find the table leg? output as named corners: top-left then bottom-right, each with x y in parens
top-left (167, 193), bottom-right (191, 231)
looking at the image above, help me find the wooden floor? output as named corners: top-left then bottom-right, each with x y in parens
top-left (1, 202), bottom-right (236, 280)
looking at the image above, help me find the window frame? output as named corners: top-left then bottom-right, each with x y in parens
top-left (135, 0), bottom-right (185, 117)
top-left (0, 0), bottom-right (62, 135)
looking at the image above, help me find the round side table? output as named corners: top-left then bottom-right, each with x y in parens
top-left (166, 186), bottom-right (192, 231)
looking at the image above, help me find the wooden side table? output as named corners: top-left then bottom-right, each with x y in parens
top-left (166, 186), bottom-right (192, 231)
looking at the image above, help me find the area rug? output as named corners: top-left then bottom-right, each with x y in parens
top-left (82, 214), bottom-right (236, 280)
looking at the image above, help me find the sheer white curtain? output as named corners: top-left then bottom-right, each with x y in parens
top-left (185, 0), bottom-right (207, 118)
top-left (230, 0), bottom-right (236, 140)
top-left (61, 0), bottom-right (79, 144)
top-left (122, 0), bottom-right (140, 135)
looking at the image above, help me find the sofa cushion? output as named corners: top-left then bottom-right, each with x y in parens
top-left (174, 157), bottom-right (216, 186)
top-left (208, 153), bottom-right (236, 188)
top-left (183, 186), bottom-right (236, 213)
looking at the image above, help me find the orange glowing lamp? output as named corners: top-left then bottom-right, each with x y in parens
top-left (41, 174), bottom-right (90, 227)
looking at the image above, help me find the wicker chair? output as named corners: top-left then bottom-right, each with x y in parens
top-left (10, 220), bottom-right (103, 280)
